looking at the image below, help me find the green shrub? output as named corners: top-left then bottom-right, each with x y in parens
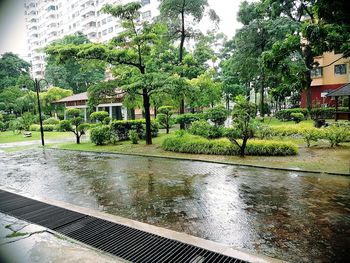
top-left (324, 126), bottom-right (349, 147)
top-left (9, 119), bottom-right (25, 133)
top-left (162, 134), bottom-right (298, 156)
top-left (310, 107), bottom-right (347, 120)
top-left (29, 124), bottom-right (40, 131)
top-left (189, 120), bottom-right (224, 139)
top-left (290, 112), bottom-right (304, 123)
top-left (103, 116), bottom-right (111, 125)
top-left (90, 111), bottom-right (109, 123)
top-left (21, 112), bottom-right (35, 130)
top-left (205, 106), bottom-right (227, 126)
top-left (42, 124), bottom-right (55, 131)
top-left (90, 125), bottom-right (111, 145)
top-left (43, 117), bottom-right (60, 125)
top-left (129, 130), bottom-right (139, 144)
top-left (303, 128), bottom-right (322, 147)
top-left (271, 124), bottom-right (312, 137)
top-left (110, 119), bottom-right (158, 141)
top-left (157, 106), bottom-right (174, 134)
top-left (275, 108), bottom-right (308, 121)
top-left (58, 120), bottom-right (72, 132)
top-left (175, 113), bottom-right (206, 129)
top-left (0, 121), bottom-right (5, 131)
top-left (256, 124), bottom-right (274, 139)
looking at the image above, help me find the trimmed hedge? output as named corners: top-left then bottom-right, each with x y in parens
top-left (175, 113), bottom-right (206, 128)
top-left (188, 120), bottom-right (224, 139)
top-left (29, 124), bottom-right (55, 131)
top-left (162, 134), bottom-right (298, 156)
top-left (275, 108), bottom-right (308, 121)
top-left (43, 117), bottom-right (60, 125)
top-left (275, 107), bottom-right (348, 121)
top-left (110, 119), bottom-right (158, 141)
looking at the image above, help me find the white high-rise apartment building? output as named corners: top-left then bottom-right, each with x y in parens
top-left (24, 0), bottom-right (159, 79)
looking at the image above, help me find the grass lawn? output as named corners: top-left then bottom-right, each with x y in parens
top-left (51, 131), bottom-right (350, 175)
top-left (0, 131), bottom-right (72, 144)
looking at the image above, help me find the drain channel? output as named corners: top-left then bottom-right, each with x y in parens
top-left (0, 190), bottom-right (248, 263)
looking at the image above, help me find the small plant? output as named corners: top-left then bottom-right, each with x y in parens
top-left (129, 130), bottom-right (139, 144)
top-left (324, 127), bottom-right (348, 147)
top-left (90, 125), bottom-right (111, 145)
top-left (256, 124), bottom-right (274, 139)
top-left (90, 111), bottom-right (110, 123)
top-left (189, 120), bottom-right (224, 139)
top-left (290, 112), bottom-right (304, 123)
top-left (64, 108), bottom-right (89, 144)
top-left (43, 117), bottom-right (60, 125)
top-left (303, 128), bottom-right (321, 147)
top-left (157, 106), bottom-right (174, 134)
top-left (205, 106), bottom-right (227, 126)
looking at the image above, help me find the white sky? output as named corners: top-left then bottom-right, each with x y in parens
top-left (0, 0), bottom-right (249, 60)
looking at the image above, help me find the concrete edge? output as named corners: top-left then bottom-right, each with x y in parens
top-left (48, 147), bottom-right (350, 176)
top-left (0, 185), bottom-right (287, 263)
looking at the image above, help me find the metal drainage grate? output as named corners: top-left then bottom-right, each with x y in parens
top-left (0, 190), bottom-right (248, 263)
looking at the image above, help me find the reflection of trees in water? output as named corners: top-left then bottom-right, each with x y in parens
top-left (238, 176), bottom-right (350, 262)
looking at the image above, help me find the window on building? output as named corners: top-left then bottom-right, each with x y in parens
top-left (102, 18), bottom-right (106, 24)
top-left (311, 67), bottom-right (323, 78)
top-left (141, 11), bottom-right (151, 19)
top-left (107, 16), bottom-right (112, 22)
top-left (334, 64), bottom-right (347, 75)
top-left (108, 27), bottom-right (113, 33)
top-left (142, 0), bottom-right (150, 5)
top-left (102, 29), bottom-right (107, 35)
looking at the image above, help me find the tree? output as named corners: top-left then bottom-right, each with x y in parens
top-left (226, 96), bottom-right (257, 157)
top-left (46, 2), bottom-right (169, 145)
top-left (188, 70), bottom-right (222, 109)
top-left (159, 0), bottom-right (219, 128)
top-left (0, 53), bottom-right (30, 92)
top-left (41, 87), bottom-right (73, 116)
top-left (62, 108), bottom-right (89, 144)
top-left (45, 32), bottom-right (106, 93)
top-left (206, 105), bottom-right (227, 126)
top-left (157, 106), bottom-right (174, 134)
top-left (90, 111), bottom-right (109, 123)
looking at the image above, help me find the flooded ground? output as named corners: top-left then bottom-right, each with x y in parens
top-left (0, 149), bottom-right (349, 262)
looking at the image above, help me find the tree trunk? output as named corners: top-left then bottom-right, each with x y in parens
top-left (240, 137), bottom-right (248, 157)
top-left (302, 45), bottom-right (314, 112)
top-left (260, 74), bottom-right (264, 116)
top-left (178, 9), bottom-right (186, 130)
top-left (179, 98), bottom-right (185, 129)
top-left (76, 134), bottom-right (80, 144)
top-left (142, 88), bottom-right (152, 145)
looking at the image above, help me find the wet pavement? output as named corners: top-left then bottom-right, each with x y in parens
top-left (0, 213), bottom-right (122, 263)
top-left (0, 149), bottom-right (349, 262)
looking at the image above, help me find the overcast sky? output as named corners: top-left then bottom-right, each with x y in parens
top-left (0, 0), bottom-right (250, 60)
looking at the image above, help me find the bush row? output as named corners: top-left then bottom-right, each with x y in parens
top-left (90, 119), bottom-right (159, 145)
top-left (162, 134), bottom-right (298, 156)
top-left (275, 107), bottom-right (348, 121)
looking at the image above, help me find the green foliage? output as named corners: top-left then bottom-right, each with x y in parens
top-left (129, 130), bottom-right (139, 144)
top-left (29, 124), bottom-right (40, 131)
top-left (324, 127), bottom-right (349, 147)
top-left (21, 112), bottom-right (35, 130)
top-left (310, 107), bottom-right (347, 120)
top-left (162, 134), bottom-right (298, 156)
top-left (103, 116), bottom-right (111, 125)
top-left (275, 108), bottom-right (309, 121)
top-left (45, 32), bottom-right (105, 93)
top-left (90, 111), bottom-right (110, 123)
top-left (303, 128), bottom-right (322, 147)
top-left (43, 117), bottom-right (60, 125)
top-left (58, 120), bottom-right (73, 132)
top-left (42, 125), bottom-right (55, 131)
top-left (256, 124), bottom-right (274, 139)
top-left (188, 120), bottom-right (224, 139)
top-left (290, 112), bottom-right (304, 123)
top-left (157, 106), bottom-right (174, 134)
top-left (0, 121), bottom-right (6, 131)
top-left (205, 106), bottom-right (227, 126)
top-left (0, 52), bottom-right (31, 92)
top-left (175, 113), bottom-right (206, 128)
top-left (90, 125), bottom-right (111, 145)
top-left (227, 96), bottom-right (257, 156)
top-left (9, 119), bottom-right (25, 134)
top-left (110, 119), bottom-right (158, 141)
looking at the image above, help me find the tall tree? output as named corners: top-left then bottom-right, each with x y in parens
top-left (0, 53), bottom-right (31, 92)
top-left (45, 32), bottom-right (106, 93)
top-left (47, 2), bottom-right (169, 144)
top-left (159, 0), bottom-right (219, 128)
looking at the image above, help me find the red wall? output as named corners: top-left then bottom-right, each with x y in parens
top-left (300, 84), bottom-right (345, 108)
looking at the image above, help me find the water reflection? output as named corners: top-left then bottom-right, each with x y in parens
top-left (0, 149), bottom-right (349, 262)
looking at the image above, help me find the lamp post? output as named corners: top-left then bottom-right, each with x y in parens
top-left (24, 78), bottom-right (48, 146)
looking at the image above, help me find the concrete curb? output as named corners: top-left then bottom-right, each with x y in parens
top-left (1, 186), bottom-right (287, 263)
top-left (48, 147), bottom-right (350, 176)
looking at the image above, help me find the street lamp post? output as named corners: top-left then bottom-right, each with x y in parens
top-left (25, 78), bottom-right (48, 146)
